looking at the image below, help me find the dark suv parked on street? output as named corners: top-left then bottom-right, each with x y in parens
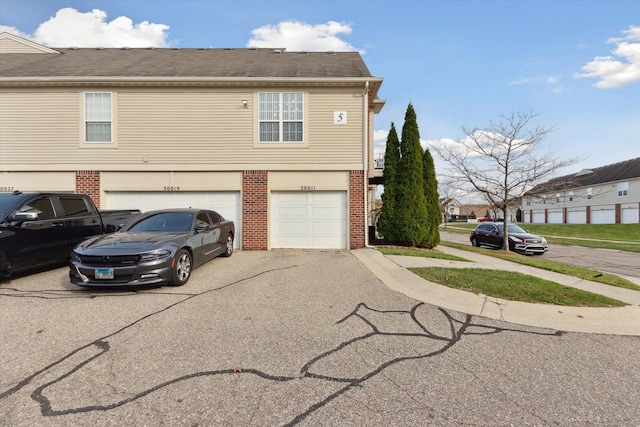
top-left (470, 222), bottom-right (549, 255)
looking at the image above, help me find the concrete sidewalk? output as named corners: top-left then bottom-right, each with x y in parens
top-left (352, 246), bottom-right (640, 336)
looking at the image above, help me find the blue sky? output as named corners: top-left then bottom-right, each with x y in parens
top-left (1, 0), bottom-right (639, 178)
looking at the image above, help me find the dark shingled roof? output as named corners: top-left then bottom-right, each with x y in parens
top-left (529, 157), bottom-right (640, 194)
top-left (0, 47), bottom-right (375, 79)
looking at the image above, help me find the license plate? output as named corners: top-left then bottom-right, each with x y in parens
top-left (95, 268), bottom-right (114, 279)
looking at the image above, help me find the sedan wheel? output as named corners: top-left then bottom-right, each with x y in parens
top-left (222, 235), bottom-right (234, 257)
top-left (471, 237), bottom-right (479, 247)
top-left (170, 249), bottom-right (192, 286)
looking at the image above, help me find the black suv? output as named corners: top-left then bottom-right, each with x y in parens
top-left (470, 222), bottom-right (549, 255)
top-left (0, 192), bottom-right (103, 277)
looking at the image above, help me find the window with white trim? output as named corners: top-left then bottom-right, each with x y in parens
top-left (586, 188), bottom-right (592, 200)
top-left (259, 92), bottom-right (303, 142)
top-left (568, 191), bottom-right (574, 202)
top-left (85, 92), bottom-right (112, 142)
top-left (617, 182), bottom-right (629, 197)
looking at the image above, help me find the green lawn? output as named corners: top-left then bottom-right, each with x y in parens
top-left (439, 241), bottom-right (640, 291)
top-left (377, 246), bottom-right (468, 261)
top-left (375, 223), bottom-right (640, 306)
top-left (409, 267), bottom-right (627, 307)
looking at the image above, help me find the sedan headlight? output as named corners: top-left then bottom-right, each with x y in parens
top-left (70, 251), bottom-right (81, 262)
top-left (540, 237), bottom-right (547, 243)
top-left (140, 249), bottom-right (172, 262)
top-left (509, 236), bottom-right (523, 243)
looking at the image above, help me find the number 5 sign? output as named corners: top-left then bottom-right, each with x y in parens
top-left (334, 111), bottom-right (347, 125)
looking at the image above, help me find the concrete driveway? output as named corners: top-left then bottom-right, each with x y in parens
top-left (1, 250), bottom-right (639, 426)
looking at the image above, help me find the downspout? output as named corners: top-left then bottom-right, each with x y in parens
top-left (363, 81), bottom-right (375, 248)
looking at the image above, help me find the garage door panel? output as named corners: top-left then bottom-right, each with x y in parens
top-left (107, 191), bottom-right (241, 248)
top-left (278, 207), bottom-right (308, 217)
top-left (312, 223), bottom-right (341, 232)
top-left (271, 191), bottom-right (346, 249)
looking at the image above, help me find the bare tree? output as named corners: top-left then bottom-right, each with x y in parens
top-left (437, 178), bottom-right (468, 228)
top-left (434, 112), bottom-right (578, 251)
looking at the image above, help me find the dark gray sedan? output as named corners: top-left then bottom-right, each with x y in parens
top-left (70, 209), bottom-right (234, 287)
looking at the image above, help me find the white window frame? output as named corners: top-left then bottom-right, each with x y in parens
top-left (586, 188), bottom-right (592, 200)
top-left (258, 92), bottom-right (305, 144)
top-left (617, 182), bottom-right (629, 197)
top-left (83, 92), bottom-right (114, 144)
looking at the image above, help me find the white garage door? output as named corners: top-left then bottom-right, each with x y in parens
top-left (271, 191), bottom-right (347, 249)
top-left (548, 211), bottom-right (563, 224)
top-left (532, 212), bottom-right (545, 224)
top-left (106, 192), bottom-right (241, 248)
top-left (622, 207), bottom-right (639, 224)
top-left (591, 209), bottom-right (615, 224)
top-left (567, 210), bottom-right (586, 224)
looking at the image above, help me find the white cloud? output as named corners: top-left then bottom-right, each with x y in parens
top-left (509, 75), bottom-right (564, 92)
top-left (247, 20), bottom-right (361, 52)
top-left (4, 8), bottom-right (170, 48)
top-left (373, 130), bottom-right (388, 144)
top-left (0, 25), bottom-right (30, 39)
top-left (509, 77), bottom-right (533, 86)
top-left (575, 25), bottom-right (640, 88)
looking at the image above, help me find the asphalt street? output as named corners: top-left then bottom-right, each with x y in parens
top-left (1, 250), bottom-right (639, 426)
top-left (440, 229), bottom-right (640, 279)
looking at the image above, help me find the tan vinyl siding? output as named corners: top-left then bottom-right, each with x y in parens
top-left (1, 87), bottom-right (365, 171)
top-left (0, 37), bottom-right (54, 53)
top-left (306, 91), bottom-right (363, 165)
top-left (0, 90), bottom-right (80, 164)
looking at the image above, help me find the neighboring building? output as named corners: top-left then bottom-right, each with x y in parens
top-left (458, 203), bottom-right (489, 218)
top-left (521, 157), bottom-right (640, 224)
top-left (0, 32), bottom-right (385, 250)
top-left (439, 197), bottom-right (461, 221)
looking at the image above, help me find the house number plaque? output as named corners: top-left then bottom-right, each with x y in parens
top-left (300, 186), bottom-right (316, 191)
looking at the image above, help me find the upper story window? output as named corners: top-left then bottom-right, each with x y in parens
top-left (617, 182), bottom-right (629, 197)
top-left (568, 191), bottom-right (574, 202)
top-left (586, 188), bottom-right (592, 200)
top-left (85, 92), bottom-right (112, 142)
top-left (259, 92), bottom-right (303, 142)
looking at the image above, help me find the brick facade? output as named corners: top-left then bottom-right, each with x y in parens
top-left (72, 169), bottom-right (366, 250)
top-left (76, 170), bottom-right (100, 208)
top-left (242, 170), bottom-right (268, 250)
top-left (349, 170), bottom-right (365, 249)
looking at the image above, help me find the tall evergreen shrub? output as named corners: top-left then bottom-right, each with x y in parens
top-left (395, 104), bottom-right (429, 246)
top-left (377, 123), bottom-right (400, 242)
top-left (421, 147), bottom-right (441, 248)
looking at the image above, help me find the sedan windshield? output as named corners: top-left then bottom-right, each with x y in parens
top-left (126, 212), bottom-right (194, 233)
top-left (496, 223), bottom-right (527, 234)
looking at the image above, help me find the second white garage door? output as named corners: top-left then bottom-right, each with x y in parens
top-left (106, 191), bottom-right (241, 248)
top-left (271, 192), bottom-right (347, 249)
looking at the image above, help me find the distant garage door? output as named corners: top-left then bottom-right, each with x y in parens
top-left (567, 210), bottom-right (586, 224)
top-left (106, 191), bottom-right (241, 248)
top-left (548, 210), bottom-right (563, 224)
top-left (591, 209), bottom-right (615, 224)
top-left (271, 191), bottom-right (347, 249)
